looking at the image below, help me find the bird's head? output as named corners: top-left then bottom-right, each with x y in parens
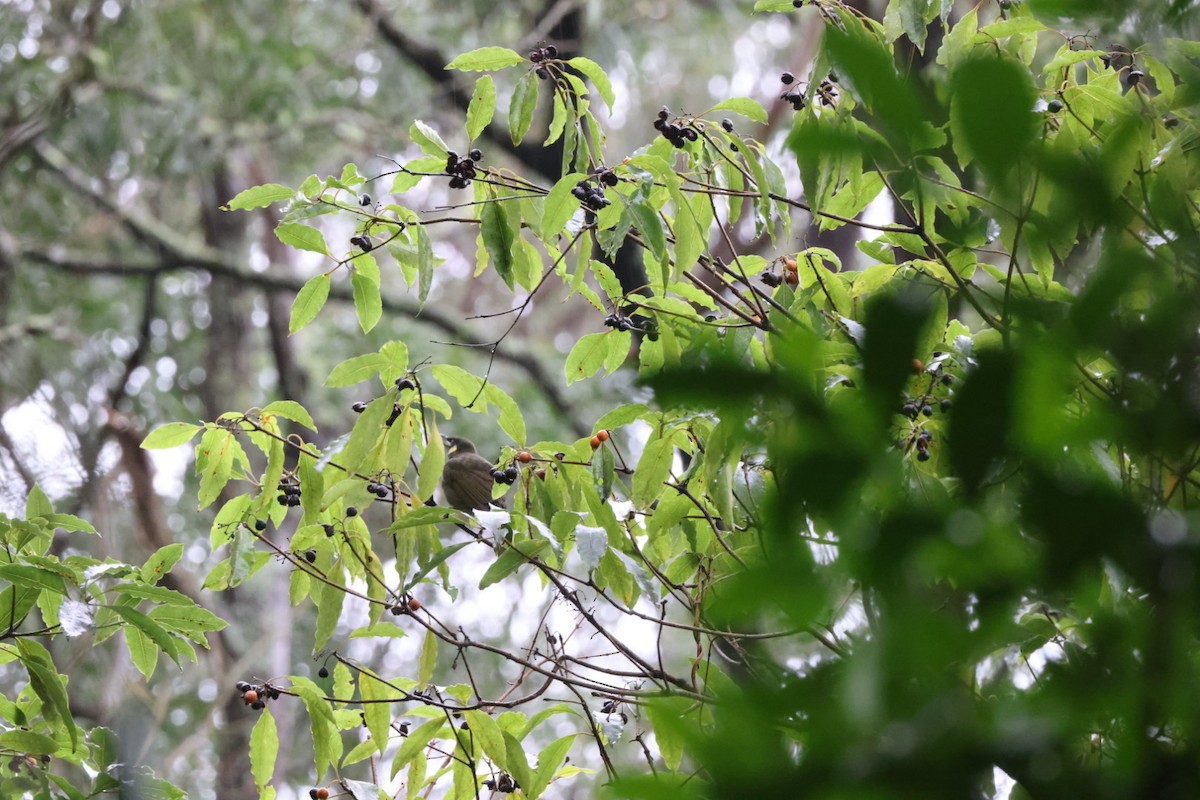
top-left (442, 435), bottom-right (477, 456)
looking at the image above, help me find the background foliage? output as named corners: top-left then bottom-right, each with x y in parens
top-left (2, 0), bottom-right (1199, 798)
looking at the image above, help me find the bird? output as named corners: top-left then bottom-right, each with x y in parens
top-left (440, 435), bottom-right (505, 512)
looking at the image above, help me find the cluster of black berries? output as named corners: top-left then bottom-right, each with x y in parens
top-left (653, 106), bottom-right (698, 148)
top-left (529, 44), bottom-right (557, 63)
top-left (236, 680), bottom-right (279, 711)
top-left (815, 77), bottom-right (839, 107)
top-left (914, 430), bottom-right (934, 462)
top-left (445, 149), bottom-right (483, 189)
top-left (350, 233), bottom-right (375, 251)
top-left (277, 475), bottom-right (302, 507)
top-left (779, 71), bottom-right (805, 110)
top-left (603, 312), bottom-right (659, 340)
top-left (484, 773), bottom-right (519, 794)
top-left (366, 480), bottom-right (391, 500)
top-left (490, 465), bottom-right (520, 485)
top-left (572, 177), bottom-right (611, 211)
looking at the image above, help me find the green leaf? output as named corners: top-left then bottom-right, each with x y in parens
top-left (275, 223), bottom-right (329, 255)
top-left (223, 184), bottom-right (294, 211)
top-left (416, 421), bottom-right (445, 505)
top-left (313, 560), bottom-right (345, 651)
top-left (949, 55), bottom-right (1038, 177)
top-left (390, 718), bottom-right (446, 778)
top-left (465, 710), bottom-right (508, 771)
top-left (18, 639), bottom-right (76, 748)
top-left (259, 400), bottom-right (316, 432)
top-left (627, 203), bottom-right (666, 262)
top-left (567, 57), bottom-right (615, 110)
top-left (124, 623), bottom-right (159, 679)
top-left (351, 268), bottom-right (383, 333)
top-left (410, 120), bottom-right (449, 156)
top-left (326, 353), bottom-right (391, 387)
top-left (291, 676), bottom-right (343, 780)
top-left (141, 422), bottom-right (202, 449)
top-left (466, 74), bottom-right (497, 141)
top-left (0, 586), bottom-right (41, 634)
top-left (565, 332), bottom-right (610, 385)
top-left (417, 628), bottom-right (438, 687)
top-left (24, 484), bottom-right (53, 518)
top-left (706, 97), bottom-right (768, 124)
top-left (527, 734), bottom-right (575, 799)
top-left (0, 564), bottom-right (66, 595)
top-left (109, 605), bottom-right (181, 665)
top-left (633, 437), bottom-right (675, 508)
top-left (502, 732), bottom-right (533, 794)
top-left (754, 0), bottom-right (798, 9)
top-left (478, 539), bottom-right (551, 589)
top-left (446, 46), bottom-right (525, 71)
top-left (645, 696), bottom-right (692, 771)
top-left (196, 427), bottom-right (244, 509)
top-left (140, 543), bottom-right (184, 584)
top-left (541, 173), bottom-right (587, 242)
top-left (481, 199), bottom-right (516, 288)
top-left (290, 274), bottom-right (331, 333)
top-left (509, 71), bottom-right (540, 145)
top-left (0, 729), bottom-right (59, 755)
top-left (359, 671), bottom-right (392, 755)
top-left (250, 706), bottom-right (278, 791)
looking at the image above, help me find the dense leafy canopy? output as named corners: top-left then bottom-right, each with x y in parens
top-left (3, 0), bottom-right (1200, 798)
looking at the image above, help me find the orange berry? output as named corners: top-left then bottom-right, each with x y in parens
top-left (516, 451), bottom-right (533, 463)
top-left (783, 271), bottom-right (798, 286)
top-left (535, 468), bottom-right (547, 480)
top-left (316, 789), bottom-right (330, 800)
top-left (243, 689), bottom-right (258, 704)
top-left (407, 597), bottom-right (422, 612)
top-left (785, 258), bottom-right (798, 272)
top-left (596, 429), bottom-right (610, 442)
top-left (590, 436), bottom-right (602, 449)
top-left (913, 359), bottom-right (925, 373)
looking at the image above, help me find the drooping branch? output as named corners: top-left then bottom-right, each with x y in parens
top-left (17, 247), bottom-right (586, 435)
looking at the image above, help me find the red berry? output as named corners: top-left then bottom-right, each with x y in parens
top-left (407, 597), bottom-right (422, 612)
top-left (243, 689), bottom-right (258, 704)
top-left (596, 429), bottom-right (610, 442)
top-left (590, 436), bottom-right (602, 449)
top-left (516, 451), bottom-right (533, 463)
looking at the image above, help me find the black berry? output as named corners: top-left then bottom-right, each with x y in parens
top-left (323, 523), bottom-right (335, 537)
top-left (781, 71), bottom-right (795, 85)
top-left (721, 118), bottom-right (734, 132)
top-left (1047, 98), bottom-right (1063, 113)
top-left (504, 467), bottom-right (519, 483)
top-left (305, 550), bottom-right (317, 564)
top-left (535, 66), bottom-right (549, 80)
top-left (529, 49), bottom-right (543, 63)
top-left (940, 399), bottom-right (952, 412)
top-left (916, 450), bottom-right (931, 462)
top-left (468, 148), bottom-right (482, 161)
top-left (318, 667), bottom-right (329, 679)
top-left (254, 519), bottom-right (266, 532)
top-left (544, 45), bottom-right (557, 58)
top-left (346, 506), bottom-right (358, 517)
top-left (352, 401), bottom-right (367, 413)
top-left (921, 405), bottom-right (934, 417)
